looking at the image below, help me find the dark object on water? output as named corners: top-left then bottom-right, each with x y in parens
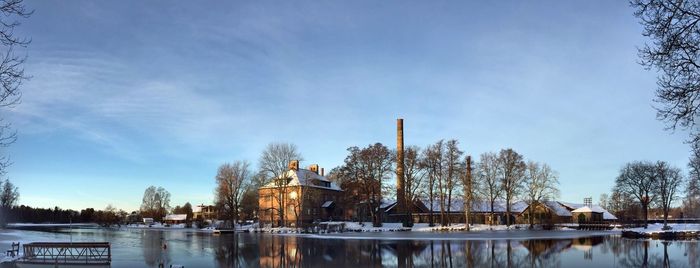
top-left (5, 242), bottom-right (19, 257)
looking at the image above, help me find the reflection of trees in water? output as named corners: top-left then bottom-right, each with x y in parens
top-left (615, 240), bottom-right (669, 268)
top-left (141, 231), bottom-right (169, 267)
top-left (686, 242), bottom-right (700, 268)
top-left (214, 235), bottom-right (258, 267)
top-left (248, 235), bottom-right (698, 268)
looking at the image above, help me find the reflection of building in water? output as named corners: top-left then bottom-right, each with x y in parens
top-left (571, 236), bottom-right (604, 260)
top-left (521, 239), bottom-right (573, 258)
top-left (258, 234), bottom-right (302, 267)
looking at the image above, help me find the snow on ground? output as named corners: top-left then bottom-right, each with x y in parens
top-left (411, 223), bottom-right (528, 232)
top-left (624, 223), bottom-right (700, 234)
top-left (7, 223), bottom-right (99, 227)
top-left (125, 223), bottom-right (186, 229)
top-left (343, 222), bottom-right (409, 232)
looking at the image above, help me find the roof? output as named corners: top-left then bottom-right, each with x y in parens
top-left (260, 169), bottom-right (342, 191)
top-left (571, 206), bottom-right (604, 213)
top-left (164, 214), bottom-right (187, 221)
top-left (542, 201), bottom-right (572, 217)
top-left (558, 202), bottom-right (617, 220)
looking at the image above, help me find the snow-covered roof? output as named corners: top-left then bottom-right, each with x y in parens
top-left (164, 214), bottom-right (187, 221)
top-left (380, 200), bottom-right (396, 210)
top-left (558, 202), bottom-right (617, 220)
top-left (321, 201), bottom-right (334, 208)
top-left (260, 169), bottom-right (342, 191)
top-left (571, 206), bottom-right (604, 213)
top-left (542, 201), bottom-right (573, 217)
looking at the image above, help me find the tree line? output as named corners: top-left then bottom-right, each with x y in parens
top-left (330, 140), bottom-right (560, 228)
top-left (604, 156), bottom-right (700, 228)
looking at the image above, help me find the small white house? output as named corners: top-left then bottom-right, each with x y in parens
top-left (164, 214), bottom-right (187, 224)
top-left (143, 218), bottom-right (154, 224)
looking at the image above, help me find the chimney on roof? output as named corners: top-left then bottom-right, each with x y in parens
top-left (288, 160), bottom-right (299, 171)
top-left (321, 167), bottom-right (325, 176)
top-left (309, 164), bottom-right (319, 174)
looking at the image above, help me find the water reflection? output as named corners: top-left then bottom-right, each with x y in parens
top-left (2, 229), bottom-right (700, 268)
top-left (241, 235), bottom-right (700, 268)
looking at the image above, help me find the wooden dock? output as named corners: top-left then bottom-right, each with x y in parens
top-left (17, 242), bottom-right (111, 266)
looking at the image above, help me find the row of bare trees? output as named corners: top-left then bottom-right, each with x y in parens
top-left (213, 142), bottom-right (303, 228)
top-left (474, 149), bottom-right (559, 228)
top-left (329, 139), bottom-right (560, 228)
top-left (610, 161), bottom-right (684, 228)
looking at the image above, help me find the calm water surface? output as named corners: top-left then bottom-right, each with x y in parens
top-left (1, 228), bottom-right (699, 267)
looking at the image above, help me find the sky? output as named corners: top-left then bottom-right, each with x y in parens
top-left (2, 1), bottom-right (691, 212)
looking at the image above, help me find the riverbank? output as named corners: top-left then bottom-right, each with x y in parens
top-left (254, 221), bottom-right (588, 234)
top-left (621, 223), bottom-right (700, 239)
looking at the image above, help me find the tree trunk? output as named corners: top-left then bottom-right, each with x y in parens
top-left (528, 202), bottom-right (534, 229)
top-left (643, 202), bottom-right (649, 228)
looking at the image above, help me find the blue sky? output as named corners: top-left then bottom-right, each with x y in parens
top-left (4, 1), bottom-right (690, 212)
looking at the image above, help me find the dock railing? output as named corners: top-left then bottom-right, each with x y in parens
top-left (21, 242), bottom-right (111, 265)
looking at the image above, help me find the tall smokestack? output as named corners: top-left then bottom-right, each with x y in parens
top-left (396, 118), bottom-right (407, 226)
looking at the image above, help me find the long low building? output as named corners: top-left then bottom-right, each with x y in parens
top-left (383, 199), bottom-right (617, 225)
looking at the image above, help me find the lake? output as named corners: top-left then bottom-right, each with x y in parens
top-left (1, 228), bottom-right (699, 267)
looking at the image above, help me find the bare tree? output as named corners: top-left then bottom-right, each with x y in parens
top-left (461, 155), bottom-right (475, 231)
top-left (423, 140), bottom-right (445, 226)
top-left (632, 0), bottom-right (700, 146)
top-left (257, 142), bottom-right (302, 227)
top-left (336, 143), bottom-right (393, 227)
top-left (686, 146), bottom-right (700, 217)
top-left (653, 161), bottom-right (684, 229)
top-left (615, 161), bottom-right (658, 227)
top-left (523, 161), bottom-right (560, 228)
top-left (403, 146), bottom-right (425, 226)
top-left (0, 178), bottom-right (18, 227)
top-left (140, 186), bottom-right (171, 222)
top-left (498, 148), bottom-right (526, 226)
top-left (443, 140), bottom-right (463, 226)
top-left (599, 193), bottom-right (610, 211)
top-left (476, 152), bottom-right (501, 225)
top-left (0, 0), bottom-right (30, 176)
top-left (215, 161), bottom-right (250, 227)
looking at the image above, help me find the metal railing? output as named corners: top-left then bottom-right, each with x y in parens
top-left (21, 242), bottom-right (111, 265)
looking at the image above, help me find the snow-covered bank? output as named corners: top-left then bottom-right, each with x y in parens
top-left (252, 221), bottom-right (596, 234)
top-left (622, 223), bottom-right (700, 239)
top-left (7, 223), bottom-right (99, 228)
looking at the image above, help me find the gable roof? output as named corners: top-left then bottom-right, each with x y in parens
top-left (558, 202), bottom-right (617, 220)
top-left (542, 201), bottom-right (573, 217)
top-left (260, 169), bottom-right (342, 191)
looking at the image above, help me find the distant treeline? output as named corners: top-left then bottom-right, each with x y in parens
top-left (6, 205), bottom-right (125, 226)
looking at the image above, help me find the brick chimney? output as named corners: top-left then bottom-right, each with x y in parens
top-left (308, 164), bottom-right (319, 174)
top-left (396, 118), bottom-right (407, 226)
top-left (321, 167), bottom-right (325, 176)
top-left (288, 160), bottom-right (299, 171)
